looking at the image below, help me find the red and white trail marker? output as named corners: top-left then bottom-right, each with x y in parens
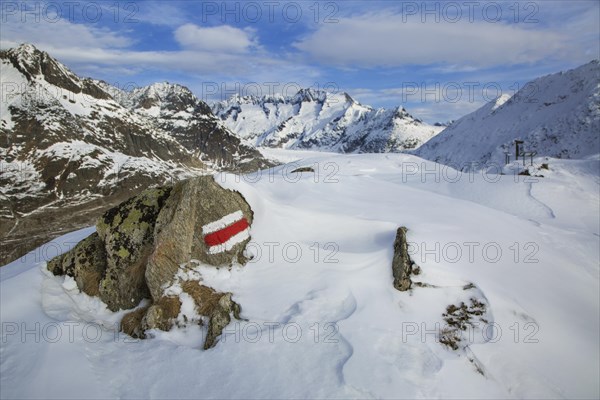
top-left (202, 210), bottom-right (250, 254)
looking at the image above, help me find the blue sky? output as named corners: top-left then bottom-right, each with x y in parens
top-left (1, 0), bottom-right (598, 122)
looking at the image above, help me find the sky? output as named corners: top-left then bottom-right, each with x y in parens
top-left (1, 0), bottom-right (598, 123)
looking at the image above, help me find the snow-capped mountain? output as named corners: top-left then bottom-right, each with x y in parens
top-left (417, 60), bottom-right (600, 169)
top-left (108, 82), bottom-right (271, 171)
top-left (212, 88), bottom-right (443, 153)
top-left (0, 44), bottom-right (271, 265)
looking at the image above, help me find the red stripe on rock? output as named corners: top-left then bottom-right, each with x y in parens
top-left (204, 218), bottom-right (249, 247)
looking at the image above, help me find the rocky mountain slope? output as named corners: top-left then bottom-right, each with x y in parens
top-left (212, 89), bottom-right (443, 152)
top-left (0, 44), bottom-right (271, 265)
top-left (416, 60), bottom-right (600, 169)
top-left (107, 82), bottom-right (271, 171)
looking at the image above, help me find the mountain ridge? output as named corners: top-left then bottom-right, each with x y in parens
top-left (0, 43), bottom-right (272, 265)
top-left (212, 88), bottom-right (443, 153)
top-left (416, 60), bottom-right (600, 169)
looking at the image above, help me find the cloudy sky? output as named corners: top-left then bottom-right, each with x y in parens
top-left (1, 0), bottom-right (598, 122)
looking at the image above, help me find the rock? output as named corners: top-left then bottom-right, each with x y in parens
top-left (440, 297), bottom-right (489, 359)
top-left (391, 226), bottom-right (413, 291)
top-left (146, 176), bottom-right (253, 302)
top-left (120, 306), bottom-right (149, 338)
top-left (47, 232), bottom-right (107, 296)
top-left (180, 280), bottom-right (242, 349)
top-left (291, 166), bottom-right (315, 173)
top-left (47, 175), bottom-right (252, 348)
top-left (96, 186), bottom-right (172, 311)
top-left (141, 296), bottom-right (182, 332)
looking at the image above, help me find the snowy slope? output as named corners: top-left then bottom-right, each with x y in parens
top-left (417, 60), bottom-right (600, 169)
top-left (212, 89), bottom-right (443, 153)
top-left (1, 152), bottom-right (598, 399)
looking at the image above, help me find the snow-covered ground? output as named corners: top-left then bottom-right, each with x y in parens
top-left (1, 151), bottom-right (599, 399)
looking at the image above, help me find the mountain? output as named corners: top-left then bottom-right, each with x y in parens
top-left (0, 44), bottom-right (271, 265)
top-left (416, 60), bottom-right (600, 169)
top-left (108, 82), bottom-right (271, 171)
top-left (212, 88), bottom-right (443, 153)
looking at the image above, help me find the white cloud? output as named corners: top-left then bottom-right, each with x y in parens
top-left (0, 18), bottom-right (132, 50)
top-left (293, 12), bottom-right (583, 68)
top-left (174, 23), bottom-right (257, 53)
top-left (0, 17), bottom-right (320, 94)
top-left (133, 1), bottom-right (189, 27)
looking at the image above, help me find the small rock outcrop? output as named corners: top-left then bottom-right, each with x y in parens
top-left (47, 233), bottom-right (107, 296)
top-left (47, 176), bottom-right (252, 349)
top-left (391, 226), bottom-right (414, 291)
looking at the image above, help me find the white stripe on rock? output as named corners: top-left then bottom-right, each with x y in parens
top-left (207, 228), bottom-right (250, 254)
top-left (202, 210), bottom-right (244, 234)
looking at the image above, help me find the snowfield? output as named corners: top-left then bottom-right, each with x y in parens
top-left (1, 151), bottom-right (599, 399)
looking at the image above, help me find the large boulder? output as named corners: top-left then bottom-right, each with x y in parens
top-left (47, 176), bottom-right (252, 348)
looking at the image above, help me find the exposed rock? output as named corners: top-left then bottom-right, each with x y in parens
top-left (47, 232), bottom-right (107, 296)
top-left (440, 297), bottom-right (488, 351)
top-left (1, 44), bottom-right (273, 266)
top-left (291, 166), bottom-right (315, 173)
top-left (120, 82), bottom-right (274, 173)
top-left (146, 176), bottom-right (253, 301)
top-left (391, 226), bottom-right (414, 291)
top-left (46, 176), bottom-right (251, 348)
top-left (96, 186), bottom-right (172, 311)
top-left (141, 296), bottom-right (182, 332)
top-left (180, 280), bottom-right (242, 349)
top-left (120, 306), bottom-right (149, 338)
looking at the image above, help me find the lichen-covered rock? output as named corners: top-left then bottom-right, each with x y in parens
top-left (392, 226), bottom-right (413, 291)
top-left (47, 175), bottom-right (252, 348)
top-left (96, 187), bottom-right (172, 311)
top-left (47, 232), bottom-right (107, 296)
top-left (146, 176), bottom-right (253, 301)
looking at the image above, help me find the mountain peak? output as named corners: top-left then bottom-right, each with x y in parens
top-left (124, 81), bottom-right (212, 116)
top-left (292, 88), bottom-right (328, 103)
top-left (3, 43), bottom-right (47, 77)
top-left (143, 82), bottom-right (193, 97)
top-left (1, 43), bottom-right (112, 100)
top-left (12, 42), bottom-right (41, 57)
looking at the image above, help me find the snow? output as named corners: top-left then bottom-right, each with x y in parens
top-left (2, 152), bottom-right (598, 399)
top-left (0, 59), bottom-right (29, 131)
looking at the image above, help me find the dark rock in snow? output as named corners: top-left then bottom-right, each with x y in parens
top-left (391, 226), bottom-right (414, 291)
